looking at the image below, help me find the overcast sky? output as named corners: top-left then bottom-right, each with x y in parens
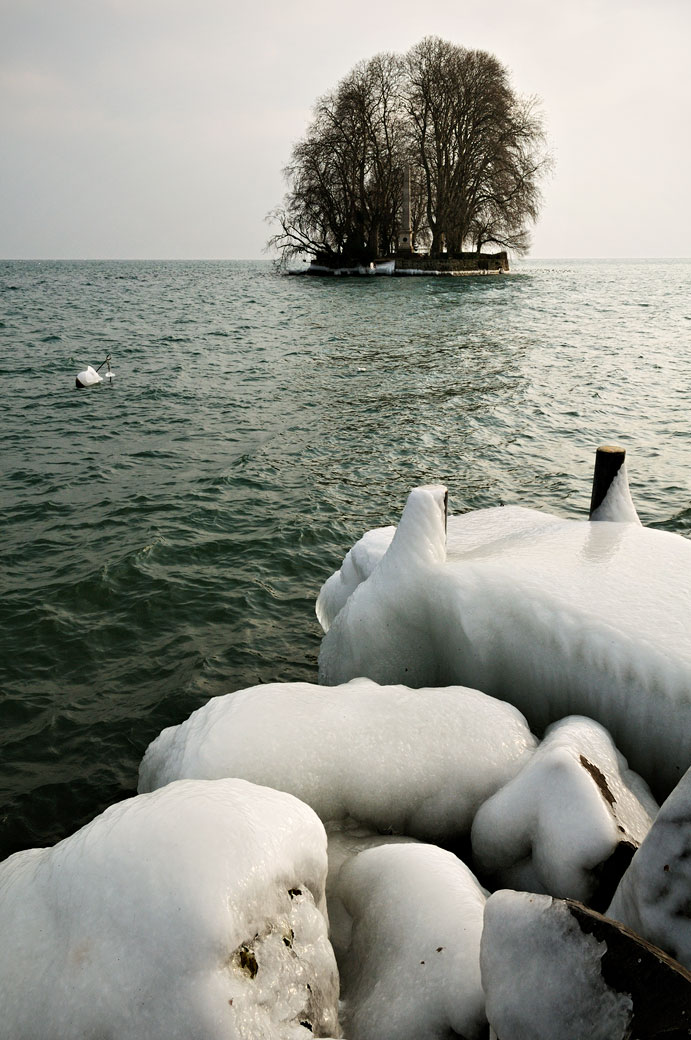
top-left (1, 0), bottom-right (689, 259)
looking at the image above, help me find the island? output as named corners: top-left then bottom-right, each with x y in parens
top-left (268, 37), bottom-right (551, 275)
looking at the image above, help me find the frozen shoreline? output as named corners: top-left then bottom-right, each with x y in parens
top-left (2, 449), bottom-right (690, 1037)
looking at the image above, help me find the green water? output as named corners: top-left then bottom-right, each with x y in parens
top-left (2, 258), bottom-right (691, 859)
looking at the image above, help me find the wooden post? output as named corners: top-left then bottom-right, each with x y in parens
top-left (589, 445), bottom-right (626, 519)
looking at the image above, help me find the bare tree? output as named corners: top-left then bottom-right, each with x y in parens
top-left (404, 39), bottom-right (550, 257)
top-left (268, 38), bottom-right (550, 264)
top-left (267, 53), bottom-right (406, 265)
top-left (464, 94), bottom-right (550, 254)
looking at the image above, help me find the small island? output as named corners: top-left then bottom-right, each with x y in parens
top-left (300, 252), bottom-right (509, 277)
top-left (268, 37), bottom-right (551, 275)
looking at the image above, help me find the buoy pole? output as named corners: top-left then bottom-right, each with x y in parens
top-left (589, 445), bottom-right (626, 519)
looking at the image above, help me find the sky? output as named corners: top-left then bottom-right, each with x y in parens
top-left (1, 0), bottom-right (689, 260)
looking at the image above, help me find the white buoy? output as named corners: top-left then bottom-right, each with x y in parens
top-left (75, 365), bottom-right (103, 388)
top-left (75, 354), bottom-right (112, 389)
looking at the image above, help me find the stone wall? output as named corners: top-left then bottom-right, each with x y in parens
top-left (395, 251), bottom-right (508, 273)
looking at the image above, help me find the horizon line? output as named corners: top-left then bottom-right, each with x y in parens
top-left (2, 255), bottom-right (691, 263)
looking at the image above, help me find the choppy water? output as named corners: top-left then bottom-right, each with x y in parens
top-left (1, 257), bottom-right (690, 860)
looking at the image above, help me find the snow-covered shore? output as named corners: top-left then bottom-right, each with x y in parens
top-left (1, 457), bottom-right (690, 1037)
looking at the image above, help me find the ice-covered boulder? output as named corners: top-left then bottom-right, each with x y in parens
top-left (139, 678), bottom-right (536, 841)
top-left (318, 484), bottom-right (691, 796)
top-left (481, 890), bottom-right (633, 1039)
top-left (471, 716), bottom-right (658, 907)
top-left (316, 456), bottom-right (641, 639)
top-left (324, 819), bottom-right (418, 961)
top-left (0, 779), bottom-right (340, 1040)
top-left (481, 890), bottom-right (691, 1040)
top-left (337, 843), bottom-right (488, 1040)
top-left (608, 766), bottom-right (691, 970)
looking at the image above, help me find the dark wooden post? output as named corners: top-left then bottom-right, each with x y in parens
top-left (589, 445), bottom-right (626, 519)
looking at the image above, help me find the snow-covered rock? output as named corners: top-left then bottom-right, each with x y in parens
top-left (139, 677), bottom-right (536, 841)
top-left (481, 890), bottom-right (633, 1040)
top-left (471, 716), bottom-right (658, 906)
top-left (316, 525), bottom-right (395, 632)
top-left (318, 484), bottom-right (691, 796)
top-left (324, 819), bottom-right (418, 961)
top-left (608, 766), bottom-right (691, 970)
top-left (337, 843), bottom-right (488, 1040)
top-left (316, 458), bottom-right (641, 639)
top-left (0, 779), bottom-right (340, 1040)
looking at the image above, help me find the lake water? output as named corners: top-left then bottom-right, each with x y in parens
top-left (2, 257), bottom-right (690, 860)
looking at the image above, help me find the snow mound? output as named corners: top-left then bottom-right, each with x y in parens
top-left (472, 716), bottom-right (658, 905)
top-left (337, 842), bottom-right (488, 1040)
top-left (319, 484), bottom-right (691, 796)
top-left (608, 765), bottom-right (691, 969)
top-left (0, 779), bottom-right (340, 1040)
top-left (138, 677), bottom-right (536, 841)
top-left (481, 890), bottom-right (633, 1040)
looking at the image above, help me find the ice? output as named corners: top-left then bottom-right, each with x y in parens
top-left (337, 843), bottom-right (488, 1040)
top-left (316, 462), bottom-right (639, 636)
top-left (316, 525), bottom-right (394, 632)
top-left (319, 484), bottom-right (691, 795)
top-left (0, 779), bottom-right (340, 1040)
top-left (481, 890), bottom-right (633, 1039)
top-left (472, 716), bottom-right (658, 904)
top-left (138, 677), bottom-right (536, 840)
top-left (607, 766), bottom-right (691, 969)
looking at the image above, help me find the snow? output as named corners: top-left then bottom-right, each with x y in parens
top-left (481, 890), bottom-right (633, 1040)
top-left (318, 484), bottom-right (691, 796)
top-left (138, 677), bottom-right (536, 840)
top-left (0, 779), bottom-right (339, 1040)
top-left (607, 765), bottom-right (691, 969)
top-left (337, 843), bottom-right (488, 1040)
top-left (471, 715), bottom-right (658, 903)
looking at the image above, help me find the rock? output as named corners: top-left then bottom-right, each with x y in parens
top-left (337, 843), bottom-right (488, 1040)
top-left (471, 716), bottom-right (658, 908)
top-left (481, 890), bottom-right (691, 1040)
top-left (138, 677), bottom-right (536, 842)
top-left (565, 899), bottom-right (691, 1039)
top-left (0, 779), bottom-right (340, 1040)
top-left (608, 766), bottom-right (691, 970)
